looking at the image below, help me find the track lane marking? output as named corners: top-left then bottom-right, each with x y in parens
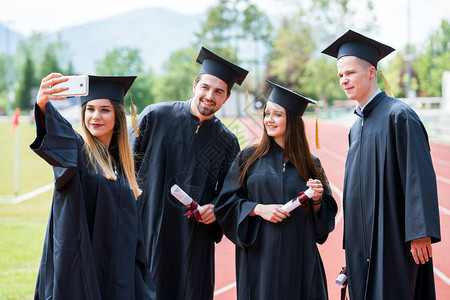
top-left (0, 183), bottom-right (54, 204)
top-left (214, 282), bottom-right (236, 296)
top-left (434, 267), bottom-right (450, 286)
top-left (439, 205), bottom-right (450, 216)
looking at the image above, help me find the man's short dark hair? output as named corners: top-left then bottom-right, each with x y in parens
top-left (194, 74), bottom-right (231, 96)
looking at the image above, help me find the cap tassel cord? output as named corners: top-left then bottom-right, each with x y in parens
top-left (130, 89), bottom-right (140, 137)
top-left (380, 69), bottom-right (395, 98)
top-left (315, 104), bottom-right (321, 149)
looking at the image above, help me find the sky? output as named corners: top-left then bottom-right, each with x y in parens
top-left (1, 0), bottom-right (449, 50)
top-left (1, 0), bottom-right (281, 35)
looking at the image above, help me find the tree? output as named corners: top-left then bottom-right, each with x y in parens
top-left (300, 57), bottom-right (346, 104)
top-left (14, 51), bottom-right (36, 110)
top-left (241, 3), bottom-right (273, 85)
top-left (153, 46), bottom-right (199, 103)
top-left (95, 47), bottom-right (144, 76)
top-left (308, 0), bottom-right (376, 37)
top-left (414, 19), bottom-right (450, 97)
top-left (128, 71), bottom-right (155, 113)
top-left (195, 0), bottom-right (273, 87)
top-left (0, 54), bottom-right (6, 112)
top-left (195, 0), bottom-right (240, 54)
top-left (95, 47), bottom-right (154, 113)
top-left (384, 19), bottom-right (449, 98)
top-left (266, 0), bottom-right (376, 103)
top-left (40, 44), bottom-right (62, 77)
top-left (268, 17), bottom-right (315, 90)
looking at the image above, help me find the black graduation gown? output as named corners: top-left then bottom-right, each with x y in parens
top-left (130, 100), bottom-right (240, 300)
top-left (343, 92), bottom-right (441, 300)
top-left (31, 102), bottom-right (148, 300)
top-left (215, 142), bottom-right (337, 300)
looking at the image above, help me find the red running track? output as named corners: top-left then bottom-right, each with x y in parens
top-left (213, 117), bottom-right (450, 299)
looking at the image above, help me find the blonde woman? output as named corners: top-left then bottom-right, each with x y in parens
top-left (31, 73), bottom-right (148, 299)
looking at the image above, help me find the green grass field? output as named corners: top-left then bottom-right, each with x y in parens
top-left (0, 121), bottom-right (53, 300)
top-left (0, 116), bottom-right (246, 299)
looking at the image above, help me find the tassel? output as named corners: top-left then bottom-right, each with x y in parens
top-left (315, 104), bottom-right (321, 149)
top-left (130, 89), bottom-right (140, 137)
top-left (380, 69), bottom-right (395, 98)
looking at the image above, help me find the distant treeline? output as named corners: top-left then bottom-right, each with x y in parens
top-left (0, 0), bottom-right (448, 116)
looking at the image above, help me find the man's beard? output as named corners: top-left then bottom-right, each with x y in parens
top-left (196, 98), bottom-right (216, 116)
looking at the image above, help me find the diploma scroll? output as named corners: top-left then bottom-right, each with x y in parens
top-left (170, 184), bottom-right (203, 222)
top-left (336, 273), bottom-right (347, 286)
top-left (281, 187), bottom-right (314, 212)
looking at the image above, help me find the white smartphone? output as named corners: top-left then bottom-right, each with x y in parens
top-left (53, 75), bottom-right (89, 97)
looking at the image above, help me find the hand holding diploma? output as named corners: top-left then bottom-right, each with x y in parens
top-left (281, 187), bottom-right (314, 213)
top-left (306, 179), bottom-right (324, 201)
top-left (170, 184), bottom-right (203, 222)
top-left (198, 204), bottom-right (216, 224)
top-left (251, 204), bottom-right (290, 223)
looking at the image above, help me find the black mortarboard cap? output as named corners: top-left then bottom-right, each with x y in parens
top-left (266, 80), bottom-right (317, 116)
top-left (321, 29), bottom-right (395, 68)
top-left (80, 75), bottom-right (136, 105)
top-left (196, 47), bottom-right (249, 89)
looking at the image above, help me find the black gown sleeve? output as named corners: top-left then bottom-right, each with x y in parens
top-left (209, 136), bottom-right (241, 243)
top-left (393, 108), bottom-right (441, 243)
top-left (30, 102), bottom-right (79, 190)
top-left (211, 136), bottom-right (241, 206)
top-left (215, 150), bottom-right (260, 248)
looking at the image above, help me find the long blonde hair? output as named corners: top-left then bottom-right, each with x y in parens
top-left (81, 100), bottom-right (141, 199)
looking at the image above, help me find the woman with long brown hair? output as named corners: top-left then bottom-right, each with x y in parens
top-left (215, 80), bottom-right (337, 300)
top-left (31, 73), bottom-right (148, 299)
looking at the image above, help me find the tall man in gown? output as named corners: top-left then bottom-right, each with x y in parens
top-left (322, 30), bottom-right (441, 299)
top-left (130, 47), bottom-right (248, 300)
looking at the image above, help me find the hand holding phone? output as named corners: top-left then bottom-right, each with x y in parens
top-left (52, 75), bottom-right (89, 97)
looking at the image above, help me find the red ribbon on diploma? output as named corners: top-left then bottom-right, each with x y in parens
top-left (184, 201), bottom-right (202, 222)
top-left (297, 192), bottom-right (310, 224)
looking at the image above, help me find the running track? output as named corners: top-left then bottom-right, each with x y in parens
top-left (213, 116), bottom-right (450, 299)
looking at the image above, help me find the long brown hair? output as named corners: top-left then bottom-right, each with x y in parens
top-left (239, 102), bottom-right (328, 188)
top-left (81, 100), bottom-right (141, 199)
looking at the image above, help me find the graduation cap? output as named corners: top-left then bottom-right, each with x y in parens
top-left (266, 80), bottom-right (317, 116)
top-left (321, 29), bottom-right (395, 69)
top-left (81, 75), bottom-right (140, 136)
top-left (196, 47), bottom-right (249, 89)
top-left (80, 75), bottom-right (136, 105)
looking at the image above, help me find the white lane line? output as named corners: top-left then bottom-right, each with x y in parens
top-left (316, 146), bottom-right (450, 288)
top-left (214, 282), bottom-right (236, 296)
top-left (213, 182), bottom-right (343, 297)
top-left (433, 158), bottom-right (450, 167)
top-left (434, 267), bottom-right (450, 286)
top-left (212, 183), bottom-right (449, 295)
top-left (329, 181), bottom-right (344, 226)
top-left (319, 148), bottom-right (346, 163)
top-left (437, 175), bottom-right (450, 185)
top-left (439, 205), bottom-right (450, 216)
top-left (320, 144), bottom-right (450, 186)
top-left (0, 183), bottom-right (54, 204)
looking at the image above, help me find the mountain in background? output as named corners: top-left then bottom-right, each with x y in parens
top-left (54, 7), bottom-right (202, 74)
top-left (0, 23), bottom-right (23, 54)
top-left (1, 7), bottom-right (202, 74)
